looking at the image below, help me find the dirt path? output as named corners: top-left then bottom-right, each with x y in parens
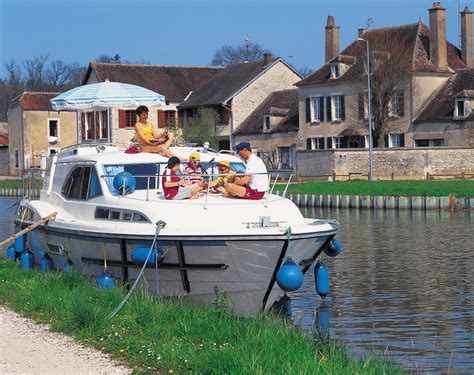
top-left (0, 306), bottom-right (132, 374)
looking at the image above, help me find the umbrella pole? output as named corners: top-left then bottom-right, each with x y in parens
top-left (108, 108), bottom-right (111, 143)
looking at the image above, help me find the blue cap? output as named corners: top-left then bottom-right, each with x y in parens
top-left (235, 142), bottom-right (251, 152)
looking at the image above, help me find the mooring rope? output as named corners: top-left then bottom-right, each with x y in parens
top-left (108, 220), bottom-right (167, 319)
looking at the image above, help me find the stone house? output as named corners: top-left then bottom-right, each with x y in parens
top-left (296, 3), bottom-right (472, 152)
top-left (0, 131), bottom-right (8, 175)
top-left (81, 62), bottom-right (223, 144)
top-left (234, 89), bottom-right (299, 169)
top-left (7, 92), bottom-right (77, 175)
top-left (178, 54), bottom-right (302, 150)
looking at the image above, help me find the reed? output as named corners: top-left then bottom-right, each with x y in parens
top-left (0, 258), bottom-right (401, 374)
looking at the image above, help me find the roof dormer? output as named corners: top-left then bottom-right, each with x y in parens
top-left (453, 90), bottom-right (473, 120)
top-left (329, 55), bottom-right (356, 79)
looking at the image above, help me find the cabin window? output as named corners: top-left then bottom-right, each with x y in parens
top-left (62, 166), bottom-right (103, 200)
top-left (94, 207), bottom-right (150, 223)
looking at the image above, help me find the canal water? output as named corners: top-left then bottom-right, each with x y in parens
top-left (0, 197), bottom-right (472, 373)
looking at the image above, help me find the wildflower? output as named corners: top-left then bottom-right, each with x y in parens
top-left (168, 369), bottom-right (174, 374)
top-left (114, 332), bottom-right (118, 336)
top-left (101, 347), bottom-right (105, 350)
top-left (119, 348), bottom-right (125, 353)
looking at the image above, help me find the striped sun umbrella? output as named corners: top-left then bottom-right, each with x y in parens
top-left (50, 80), bottom-right (166, 110)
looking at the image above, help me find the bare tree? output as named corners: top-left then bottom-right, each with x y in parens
top-left (298, 67), bottom-right (314, 78)
top-left (96, 54), bottom-right (122, 64)
top-left (211, 42), bottom-right (270, 66)
top-left (45, 60), bottom-right (73, 89)
top-left (23, 54), bottom-right (49, 91)
top-left (349, 32), bottom-right (413, 147)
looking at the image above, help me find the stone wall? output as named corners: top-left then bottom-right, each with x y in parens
top-left (296, 148), bottom-right (474, 180)
top-left (0, 148), bottom-right (9, 175)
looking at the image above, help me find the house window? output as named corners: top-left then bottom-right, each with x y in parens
top-left (334, 137), bottom-right (342, 149)
top-left (389, 134), bottom-right (404, 148)
top-left (311, 97), bottom-right (323, 123)
top-left (415, 139), bottom-right (444, 147)
top-left (48, 148), bottom-right (60, 156)
top-left (455, 100), bottom-right (466, 118)
top-left (83, 111), bottom-right (109, 141)
top-left (48, 119), bottom-right (60, 143)
top-left (333, 96), bottom-right (342, 121)
top-left (330, 136), bottom-right (348, 149)
top-left (278, 147), bottom-right (292, 168)
top-left (263, 116), bottom-right (271, 132)
top-left (14, 149), bottom-right (19, 168)
top-left (306, 137), bottom-right (325, 150)
top-left (358, 92), bottom-right (368, 120)
top-left (389, 90), bottom-right (404, 117)
top-left (118, 110), bottom-right (137, 129)
top-left (165, 110), bottom-right (176, 127)
top-left (331, 63), bottom-right (341, 78)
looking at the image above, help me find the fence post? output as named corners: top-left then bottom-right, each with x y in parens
top-left (426, 172), bottom-right (430, 180)
top-left (391, 172), bottom-right (394, 181)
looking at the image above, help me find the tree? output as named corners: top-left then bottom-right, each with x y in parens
top-left (298, 67), bottom-right (314, 78)
top-left (96, 54), bottom-right (122, 64)
top-left (181, 107), bottom-right (219, 148)
top-left (211, 42), bottom-right (270, 66)
top-left (349, 32), bottom-right (413, 147)
top-left (23, 54), bottom-right (49, 91)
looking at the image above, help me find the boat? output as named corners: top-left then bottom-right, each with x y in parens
top-left (12, 143), bottom-right (340, 316)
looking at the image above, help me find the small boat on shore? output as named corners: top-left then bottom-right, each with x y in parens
top-left (12, 143), bottom-right (340, 316)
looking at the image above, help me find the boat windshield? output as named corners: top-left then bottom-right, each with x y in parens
top-left (103, 163), bottom-right (165, 194)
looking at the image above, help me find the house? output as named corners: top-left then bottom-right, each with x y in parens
top-left (234, 89), bottom-right (299, 169)
top-left (296, 3), bottom-right (471, 152)
top-left (0, 128), bottom-right (8, 175)
top-left (81, 63), bottom-right (223, 144)
top-left (7, 92), bottom-right (77, 175)
top-left (178, 53), bottom-right (302, 150)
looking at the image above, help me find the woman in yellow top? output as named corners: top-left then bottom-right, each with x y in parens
top-left (134, 105), bottom-right (178, 158)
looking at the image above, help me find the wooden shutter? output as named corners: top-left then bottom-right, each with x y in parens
top-left (81, 112), bottom-right (86, 141)
top-left (327, 137), bottom-right (332, 149)
top-left (157, 110), bottom-right (165, 128)
top-left (326, 97), bottom-right (332, 122)
top-left (398, 90), bottom-right (405, 117)
top-left (118, 110), bottom-right (126, 128)
top-left (384, 134), bottom-right (389, 148)
top-left (306, 138), bottom-right (312, 150)
top-left (341, 95), bottom-right (346, 121)
top-left (400, 134), bottom-right (405, 147)
top-left (305, 98), bottom-right (311, 123)
top-left (319, 97), bottom-right (325, 122)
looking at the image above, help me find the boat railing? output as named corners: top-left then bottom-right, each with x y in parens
top-left (101, 171), bottom-right (293, 206)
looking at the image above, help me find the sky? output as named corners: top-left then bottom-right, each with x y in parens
top-left (0, 0), bottom-right (471, 78)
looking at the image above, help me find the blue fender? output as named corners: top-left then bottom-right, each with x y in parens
top-left (314, 261), bottom-right (329, 299)
top-left (276, 257), bottom-right (304, 292)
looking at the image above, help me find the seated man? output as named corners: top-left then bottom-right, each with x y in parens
top-left (208, 160), bottom-right (236, 197)
top-left (224, 142), bottom-right (269, 200)
top-left (184, 152), bottom-right (205, 186)
top-left (162, 157), bottom-right (202, 200)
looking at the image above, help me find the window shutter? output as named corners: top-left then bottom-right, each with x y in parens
top-left (341, 95), bottom-right (346, 121)
top-left (326, 97), bottom-right (332, 122)
top-left (398, 90), bottom-right (405, 117)
top-left (319, 97), bottom-right (325, 122)
top-left (358, 93), bottom-right (364, 120)
top-left (157, 110), bottom-right (166, 128)
top-left (400, 134), bottom-right (405, 147)
top-left (306, 138), bottom-right (312, 150)
top-left (384, 134), bottom-right (389, 148)
top-left (118, 110), bottom-right (126, 128)
top-left (305, 98), bottom-right (311, 123)
top-left (81, 113), bottom-right (86, 141)
top-left (327, 137), bottom-right (332, 149)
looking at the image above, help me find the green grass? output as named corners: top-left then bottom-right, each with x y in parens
top-left (0, 179), bottom-right (22, 189)
top-left (274, 180), bottom-right (474, 197)
top-left (0, 258), bottom-right (401, 374)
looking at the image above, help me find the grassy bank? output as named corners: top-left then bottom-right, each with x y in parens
top-left (274, 180), bottom-right (474, 197)
top-left (0, 258), bottom-right (400, 374)
top-left (0, 179), bottom-right (22, 189)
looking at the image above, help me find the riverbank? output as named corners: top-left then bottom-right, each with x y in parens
top-left (0, 258), bottom-right (401, 374)
top-left (274, 180), bottom-right (474, 197)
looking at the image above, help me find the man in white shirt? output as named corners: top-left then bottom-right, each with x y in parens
top-left (224, 142), bottom-right (269, 200)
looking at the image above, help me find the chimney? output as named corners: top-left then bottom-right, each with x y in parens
top-left (460, 6), bottom-right (473, 68)
top-left (263, 52), bottom-right (273, 66)
top-left (358, 28), bottom-right (367, 37)
top-left (428, 2), bottom-right (448, 70)
top-left (325, 16), bottom-right (340, 63)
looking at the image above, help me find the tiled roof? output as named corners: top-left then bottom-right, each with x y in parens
top-left (0, 133), bottom-right (8, 146)
top-left (83, 63), bottom-right (223, 102)
top-left (11, 92), bottom-right (60, 111)
top-left (414, 69), bottom-right (474, 123)
top-left (297, 22), bottom-right (465, 86)
top-left (179, 58), bottom-right (297, 108)
top-left (235, 89), bottom-right (299, 135)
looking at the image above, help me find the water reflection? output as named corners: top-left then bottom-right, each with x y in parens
top-left (288, 207), bottom-right (474, 374)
